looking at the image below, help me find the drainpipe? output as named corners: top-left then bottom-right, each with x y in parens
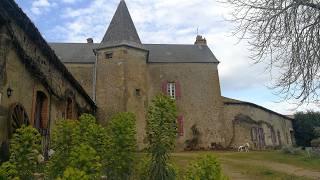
top-left (93, 50), bottom-right (97, 103)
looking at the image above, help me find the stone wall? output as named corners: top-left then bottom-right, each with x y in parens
top-left (64, 63), bottom-right (94, 99)
top-left (95, 46), bottom-right (148, 149)
top-left (148, 63), bottom-right (225, 150)
top-left (223, 101), bottom-right (294, 149)
top-left (0, 15), bottom-right (95, 161)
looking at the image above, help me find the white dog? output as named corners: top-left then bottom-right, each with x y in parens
top-left (238, 143), bottom-right (250, 152)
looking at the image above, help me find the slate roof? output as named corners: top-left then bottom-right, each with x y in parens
top-left (100, 0), bottom-right (143, 49)
top-left (50, 43), bottom-right (98, 63)
top-left (49, 43), bottom-right (219, 64)
top-left (222, 96), bottom-right (294, 120)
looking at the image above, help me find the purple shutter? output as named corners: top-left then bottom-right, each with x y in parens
top-left (175, 81), bottom-right (181, 99)
top-left (177, 115), bottom-right (184, 136)
top-left (162, 81), bottom-right (168, 94)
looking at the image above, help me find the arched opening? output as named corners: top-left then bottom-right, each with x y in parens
top-left (1, 103), bottom-right (29, 162)
top-left (34, 91), bottom-right (49, 133)
top-left (66, 97), bottom-right (73, 119)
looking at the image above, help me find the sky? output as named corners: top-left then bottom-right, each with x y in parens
top-left (15, 0), bottom-right (319, 115)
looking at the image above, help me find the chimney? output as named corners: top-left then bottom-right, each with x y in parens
top-left (194, 35), bottom-right (207, 45)
top-left (87, 38), bottom-right (94, 43)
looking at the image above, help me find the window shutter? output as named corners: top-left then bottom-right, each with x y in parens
top-left (177, 115), bottom-right (184, 136)
top-left (161, 81), bottom-right (168, 94)
top-left (175, 81), bottom-right (181, 99)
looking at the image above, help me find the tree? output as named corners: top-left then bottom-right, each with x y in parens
top-left (146, 94), bottom-right (178, 180)
top-left (293, 111), bottom-right (320, 147)
top-left (0, 126), bottom-right (42, 179)
top-left (226, 0), bottom-right (320, 103)
top-left (105, 112), bottom-right (137, 179)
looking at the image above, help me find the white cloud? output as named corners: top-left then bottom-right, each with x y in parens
top-left (31, 0), bottom-right (57, 15)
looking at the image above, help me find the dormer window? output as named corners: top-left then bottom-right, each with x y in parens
top-left (105, 52), bottom-right (113, 59)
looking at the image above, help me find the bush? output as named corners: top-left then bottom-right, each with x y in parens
top-left (281, 146), bottom-right (303, 155)
top-left (105, 112), bottom-right (137, 179)
top-left (47, 114), bottom-right (107, 179)
top-left (185, 155), bottom-right (228, 180)
top-left (0, 125), bottom-right (42, 179)
top-left (58, 167), bottom-right (90, 180)
top-left (311, 138), bottom-right (320, 148)
top-left (146, 94), bottom-right (178, 180)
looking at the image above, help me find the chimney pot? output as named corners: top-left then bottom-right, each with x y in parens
top-left (194, 35), bottom-right (207, 45)
top-left (87, 38), bottom-right (93, 43)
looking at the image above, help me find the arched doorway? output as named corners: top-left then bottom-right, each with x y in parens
top-left (34, 91), bottom-right (49, 134)
top-left (1, 103), bottom-right (29, 162)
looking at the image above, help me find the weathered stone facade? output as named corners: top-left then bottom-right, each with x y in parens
top-left (223, 97), bottom-right (294, 149)
top-left (48, 0), bottom-right (294, 151)
top-left (0, 0), bottom-right (294, 155)
top-left (0, 0), bottom-right (95, 161)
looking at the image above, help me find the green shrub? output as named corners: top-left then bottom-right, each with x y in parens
top-left (46, 120), bottom-right (80, 178)
top-left (185, 155), bottom-right (228, 180)
top-left (47, 114), bottom-right (107, 178)
top-left (105, 112), bottom-right (137, 179)
top-left (146, 94), bottom-right (178, 180)
top-left (58, 167), bottom-right (90, 180)
top-left (0, 161), bottom-right (18, 179)
top-left (281, 146), bottom-right (303, 155)
top-left (311, 138), bottom-right (320, 148)
top-left (0, 125), bottom-right (42, 179)
top-left (67, 144), bottom-right (102, 178)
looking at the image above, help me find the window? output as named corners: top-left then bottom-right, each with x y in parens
top-left (162, 81), bottom-right (181, 99)
top-left (135, 89), bottom-right (141, 96)
top-left (105, 52), bottom-right (113, 59)
top-left (167, 82), bottom-right (176, 99)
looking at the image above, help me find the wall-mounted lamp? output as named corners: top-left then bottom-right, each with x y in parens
top-left (7, 87), bottom-right (13, 97)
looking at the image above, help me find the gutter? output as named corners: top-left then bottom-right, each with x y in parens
top-left (93, 50), bottom-right (97, 103)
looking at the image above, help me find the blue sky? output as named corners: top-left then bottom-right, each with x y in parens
top-left (15, 0), bottom-right (318, 114)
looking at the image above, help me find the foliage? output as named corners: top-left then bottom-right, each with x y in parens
top-left (185, 124), bottom-right (200, 150)
top-left (311, 138), bottom-right (320, 148)
top-left (46, 120), bottom-right (80, 178)
top-left (185, 155), bottom-right (227, 180)
top-left (226, 0), bottom-right (320, 103)
top-left (47, 114), bottom-right (107, 179)
top-left (293, 111), bottom-right (320, 147)
top-left (133, 157), bottom-right (150, 180)
top-left (314, 127), bottom-right (320, 137)
top-left (146, 94), bottom-right (178, 180)
top-left (67, 144), bottom-right (102, 178)
top-left (0, 125), bottom-right (42, 179)
top-left (0, 161), bottom-right (18, 179)
top-left (281, 146), bottom-right (303, 155)
top-left (58, 167), bottom-right (90, 180)
top-left (104, 112), bottom-right (137, 179)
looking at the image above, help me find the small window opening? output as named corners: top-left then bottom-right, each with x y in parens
top-left (135, 89), bottom-right (141, 96)
top-left (167, 82), bottom-right (176, 99)
top-left (66, 98), bottom-right (73, 119)
top-left (105, 52), bottom-right (113, 59)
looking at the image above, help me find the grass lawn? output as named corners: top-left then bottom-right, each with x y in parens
top-left (160, 151), bottom-right (320, 179)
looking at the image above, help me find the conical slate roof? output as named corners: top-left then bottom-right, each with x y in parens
top-left (100, 0), bottom-right (143, 49)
